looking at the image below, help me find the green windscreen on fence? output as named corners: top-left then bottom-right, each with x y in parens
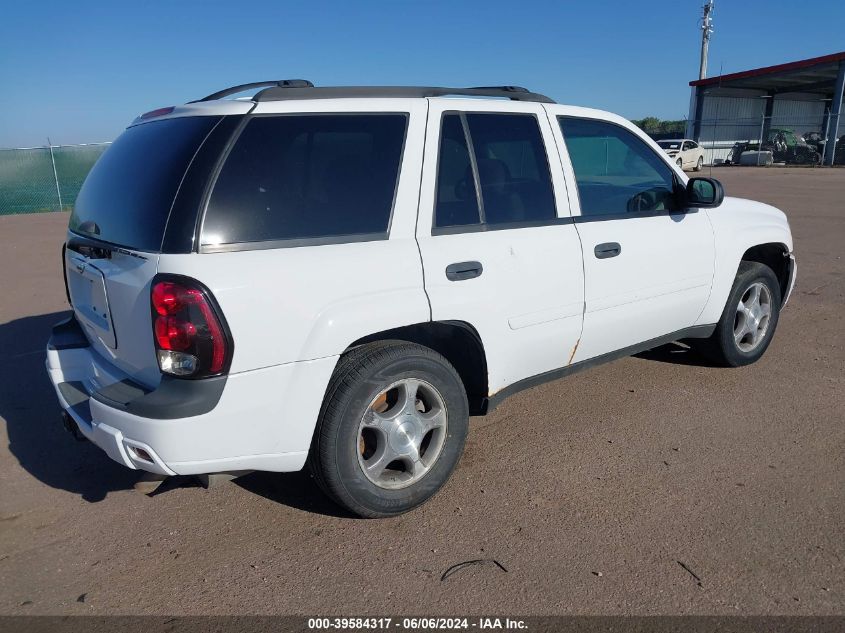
top-left (0, 144), bottom-right (110, 215)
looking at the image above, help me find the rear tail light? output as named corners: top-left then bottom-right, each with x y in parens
top-left (150, 276), bottom-right (233, 378)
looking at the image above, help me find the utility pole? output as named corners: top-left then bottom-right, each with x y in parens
top-left (699, 0), bottom-right (715, 80)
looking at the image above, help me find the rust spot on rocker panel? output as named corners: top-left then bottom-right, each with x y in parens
top-left (567, 338), bottom-right (580, 365)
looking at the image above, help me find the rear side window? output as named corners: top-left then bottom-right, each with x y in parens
top-left (201, 114), bottom-right (407, 247)
top-left (435, 112), bottom-right (556, 229)
top-left (70, 116), bottom-right (220, 252)
top-left (558, 117), bottom-right (678, 217)
top-left (466, 114), bottom-right (556, 225)
top-left (434, 115), bottom-right (481, 228)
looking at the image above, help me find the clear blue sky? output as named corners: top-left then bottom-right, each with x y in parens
top-left (1, 0), bottom-right (843, 147)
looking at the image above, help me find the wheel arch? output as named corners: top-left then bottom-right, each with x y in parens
top-left (740, 242), bottom-right (792, 302)
top-left (347, 320), bottom-right (489, 415)
top-left (696, 199), bottom-right (794, 327)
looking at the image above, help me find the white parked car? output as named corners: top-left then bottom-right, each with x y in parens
top-left (657, 138), bottom-right (705, 171)
top-left (47, 81), bottom-right (796, 517)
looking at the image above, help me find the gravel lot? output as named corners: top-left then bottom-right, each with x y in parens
top-left (0, 167), bottom-right (842, 615)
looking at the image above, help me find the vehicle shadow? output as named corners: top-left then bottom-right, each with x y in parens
top-left (1, 311), bottom-right (717, 511)
top-left (0, 311), bottom-right (138, 502)
top-left (0, 310), bottom-right (355, 514)
top-left (634, 341), bottom-right (721, 367)
top-left (234, 470), bottom-right (357, 519)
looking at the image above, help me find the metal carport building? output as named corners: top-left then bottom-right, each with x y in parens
top-left (686, 51), bottom-right (845, 165)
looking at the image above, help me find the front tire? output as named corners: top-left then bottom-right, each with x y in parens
top-left (695, 262), bottom-right (782, 367)
top-left (309, 341), bottom-right (469, 518)
top-left (677, 157), bottom-right (684, 170)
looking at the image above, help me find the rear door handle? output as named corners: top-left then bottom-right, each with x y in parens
top-left (594, 242), bottom-right (621, 259)
top-left (445, 261), bottom-right (483, 281)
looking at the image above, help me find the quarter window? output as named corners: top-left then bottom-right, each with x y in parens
top-left (434, 113), bottom-right (556, 229)
top-left (202, 114), bottom-right (407, 246)
top-left (558, 117), bottom-right (679, 217)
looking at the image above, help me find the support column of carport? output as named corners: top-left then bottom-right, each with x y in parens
top-left (689, 86), bottom-right (710, 165)
top-left (823, 61), bottom-right (845, 166)
top-left (761, 91), bottom-right (775, 144)
top-left (688, 86), bottom-right (702, 140)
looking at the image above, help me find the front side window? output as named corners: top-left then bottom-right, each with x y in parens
top-left (202, 114), bottom-right (407, 246)
top-left (558, 117), bottom-right (678, 217)
top-left (434, 112), bottom-right (556, 229)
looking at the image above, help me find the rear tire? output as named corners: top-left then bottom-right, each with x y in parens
top-left (694, 262), bottom-right (782, 367)
top-left (308, 341), bottom-right (469, 518)
top-left (695, 156), bottom-right (704, 171)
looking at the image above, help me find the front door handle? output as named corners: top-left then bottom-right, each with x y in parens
top-left (446, 261), bottom-right (483, 281)
top-left (594, 242), bottom-right (621, 259)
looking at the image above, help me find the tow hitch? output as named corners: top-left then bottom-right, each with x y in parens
top-left (61, 411), bottom-right (87, 442)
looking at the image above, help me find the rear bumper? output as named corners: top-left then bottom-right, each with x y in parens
top-left (46, 316), bottom-right (338, 476)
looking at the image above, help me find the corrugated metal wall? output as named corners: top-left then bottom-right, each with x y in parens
top-left (696, 95), bottom-right (764, 163)
top-left (692, 91), bottom-right (828, 164)
top-left (770, 98), bottom-right (826, 133)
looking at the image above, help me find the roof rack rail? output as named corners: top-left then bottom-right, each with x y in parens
top-left (251, 85), bottom-right (555, 104)
top-left (194, 79), bottom-right (314, 102)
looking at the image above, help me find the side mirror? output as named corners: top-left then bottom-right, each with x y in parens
top-left (686, 177), bottom-right (724, 208)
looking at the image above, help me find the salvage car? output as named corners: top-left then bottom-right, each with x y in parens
top-left (48, 81), bottom-right (796, 517)
top-left (656, 139), bottom-right (705, 171)
top-left (805, 132), bottom-right (845, 164)
top-left (728, 128), bottom-right (821, 165)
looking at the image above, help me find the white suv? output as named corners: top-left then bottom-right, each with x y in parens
top-left (47, 81), bottom-right (796, 517)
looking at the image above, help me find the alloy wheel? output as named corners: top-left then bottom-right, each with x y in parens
top-left (357, 379), bottom-right (448, 490)
top-left (734, 282), bottom-right (772, 352)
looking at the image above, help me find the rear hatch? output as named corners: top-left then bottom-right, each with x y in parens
top-left (65, 115), bottom-right (222, 388)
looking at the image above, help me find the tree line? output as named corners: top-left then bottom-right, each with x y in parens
top-left (630, 117), bottom-right (687, 135)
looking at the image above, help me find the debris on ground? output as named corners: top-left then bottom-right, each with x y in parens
top-left (441, 559), bottom-right (508, 582)
top-left (677, 560), bottom-right (703, 587)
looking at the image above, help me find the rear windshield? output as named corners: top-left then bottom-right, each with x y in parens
top-left (70, 116), bottom-right (220, 252)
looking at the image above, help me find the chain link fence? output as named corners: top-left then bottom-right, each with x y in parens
top-left (694, 115), bottom-right (844, 166)
top-left (0, 143), bottom-right (110, 215)
top-left (688, 82), bottom-right (845, 171)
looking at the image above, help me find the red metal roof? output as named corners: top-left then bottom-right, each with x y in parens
top-left (690, 51), bottom-right (845, 87)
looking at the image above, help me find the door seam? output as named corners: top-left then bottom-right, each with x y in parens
top-left (413, 100), bottom-right (433, 321)
top-left (542, 104), bottom-right (587, 363)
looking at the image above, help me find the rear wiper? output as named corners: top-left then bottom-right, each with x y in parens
top-left (66, 234), bottom-right (148, 260)
top-left (67, 235), bottom-right (111, 259)
top-left (77, 220), bottom-right (101, 236)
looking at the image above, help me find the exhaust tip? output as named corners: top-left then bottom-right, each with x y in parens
top-left (128, 445), bottom-right (153, 463)
top-left (61, 411), bottom-right (87, 442)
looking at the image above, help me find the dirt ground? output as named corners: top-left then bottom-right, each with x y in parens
top-left (0, 167), bottom-right (842, 616)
